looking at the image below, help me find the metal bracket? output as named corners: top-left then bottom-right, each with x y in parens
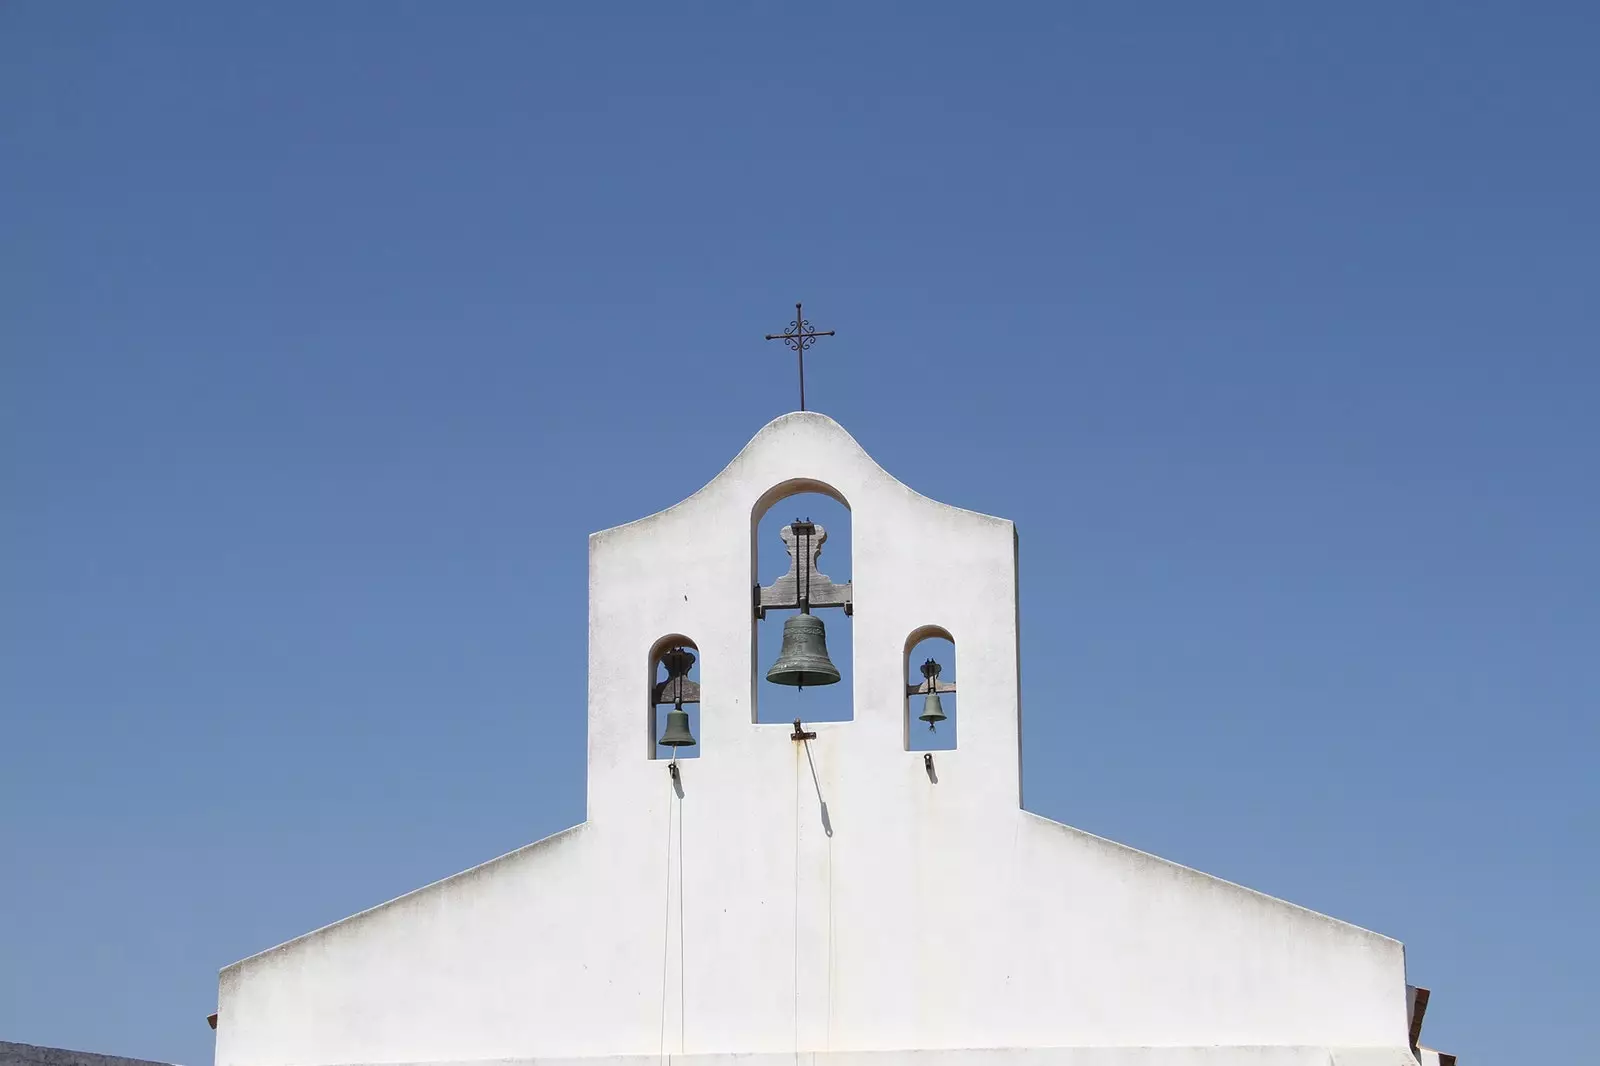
top-left (791, 718), bottom-right (817, 742)
top-left (907, 658), bottom-right (955, 698)
top-left (652, 646), bottom-right (701, 706)
top-left (755, 521), bottom-right (852, 619)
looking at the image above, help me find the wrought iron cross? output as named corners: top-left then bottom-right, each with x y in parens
top-left (764, 302), bottom-right (834, 411)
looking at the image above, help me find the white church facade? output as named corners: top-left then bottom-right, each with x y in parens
top-left (214, 412), bottom-right (1454, 1066)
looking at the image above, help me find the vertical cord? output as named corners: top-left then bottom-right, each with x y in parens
top-left (659, 780), bottom-right (673, 1064)
top-left (826, 832), bottom-right (834, 1050)
top-left (677, 793), bottom-right (685, 1053)
top-left (793, 748), bottom-right (801, 1058)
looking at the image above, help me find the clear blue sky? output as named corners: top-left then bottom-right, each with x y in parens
top-left (2, 5), bottom-right (1595, 1065)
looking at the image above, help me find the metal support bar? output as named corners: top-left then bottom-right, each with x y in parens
top-left (755, 520), bottom-right (852, 618)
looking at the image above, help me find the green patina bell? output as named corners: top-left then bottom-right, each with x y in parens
top-left (659, 699), bottom-right (696, 748)
top-left (766, 613), bottom-right (842, 688)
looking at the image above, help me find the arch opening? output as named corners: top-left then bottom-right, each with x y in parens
top-left (751, 485), bottom-right (853, 725)
top-left (905, 626), bottom-right (956, 751)
top-left (648, 634), bottom-right (701, 760)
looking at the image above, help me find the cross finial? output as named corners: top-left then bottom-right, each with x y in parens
top-left (764, 302), bottom-right (835, 412)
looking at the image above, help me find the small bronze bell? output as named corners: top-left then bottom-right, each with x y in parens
top-left (658, 698), bottom-right (696, 748)
top-left (766, 613), bottom-right (842, 688)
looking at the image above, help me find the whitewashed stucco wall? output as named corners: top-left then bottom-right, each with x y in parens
top-left (215, 413), bottom-right (1415, 1066)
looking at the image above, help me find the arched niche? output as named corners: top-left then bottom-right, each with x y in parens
top-left (904, 624), bottom-right (957, 752)
top-left (750, 480), bottom-right (853, 725)
top-left (750, 477), bottom-right (849, 524)
top-left (648, 634), bottom-right (700, 760)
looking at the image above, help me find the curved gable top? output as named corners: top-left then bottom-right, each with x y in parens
top-left (591, 411), bottom-right (1012, 545)
top-left (584, 409), bottom-right (1023, 821)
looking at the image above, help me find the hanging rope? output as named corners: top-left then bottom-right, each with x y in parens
top-left (658, 779), bottom-right (673, 1064)
top-left (793, 746), bottom-right (801, 1057)
top-left (827, 817), bottom-right (835, 1050)
top-left (677, 792), bottom-right (686, 1053)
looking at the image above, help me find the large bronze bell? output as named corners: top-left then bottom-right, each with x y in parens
top-left (766, 613), bottom-right (841, 688)
top-left (659, 699), bottom-right (697, 748)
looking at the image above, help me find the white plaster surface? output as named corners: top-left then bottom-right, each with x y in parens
top-left (215, 413), bottom-right (1420, 1066)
